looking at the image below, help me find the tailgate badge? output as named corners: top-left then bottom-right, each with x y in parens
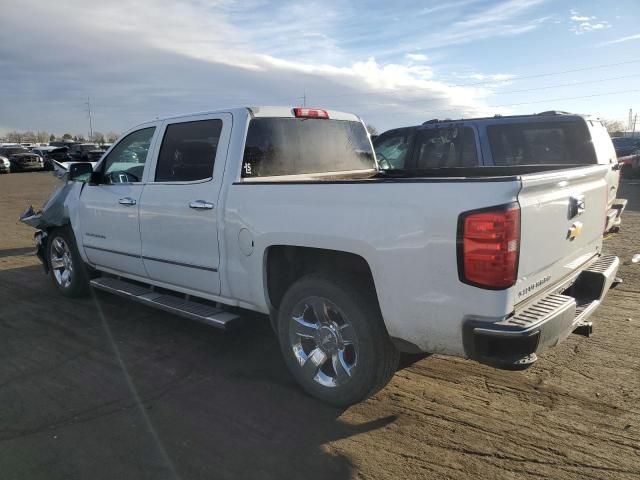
top-left (568, 221), bottom-right (583, 240)
top-left (568, 195), bottom-right (586, 219)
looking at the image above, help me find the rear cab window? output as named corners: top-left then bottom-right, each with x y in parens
top-left (241, 118), bottom-right (374, 180)
top-left (487, 120), bottom-right (596, 166)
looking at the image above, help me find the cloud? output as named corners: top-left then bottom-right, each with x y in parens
top-left (568, 10), bottom-right (611, 35)
top-left (599, 33), bottom-right (640, 46)
top-left (405, 53), bottom-right (428, 62)
top-left (0, 0), bottom-right (516, 134)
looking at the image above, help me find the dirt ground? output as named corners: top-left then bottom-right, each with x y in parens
top-left (0, 171), bottom-right (639, 480)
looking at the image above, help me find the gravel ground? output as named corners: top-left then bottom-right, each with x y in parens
top-left (0, 171), bottom-right (639, 480)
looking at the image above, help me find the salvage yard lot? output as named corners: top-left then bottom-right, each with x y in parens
top-left (0, 172), bottom-right (639, 480)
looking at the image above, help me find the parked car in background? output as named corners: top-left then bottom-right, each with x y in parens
top-left (32, 146), bottom-right (70, 171)
top-left (617, 148), bottom-right (640, 177)
top-left (373, 111), bottom-right (626, 232)
top-left (21, 106), bottom-right (620, 406)
top-left (0, 155), bottom-right (10, 173)
top-left (68, 143), bottom-right (102, 161)
top-left (611, 136), bottom-right (640, 157)
top-left (50, 141), bottom-right (80, 148)
top-left (0, 145), bottom-right (44, 172)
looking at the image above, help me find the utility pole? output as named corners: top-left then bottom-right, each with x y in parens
top-left (297, 89), bottom-right (307, 107)
top-left (86, 97), bottom-right (94, 140)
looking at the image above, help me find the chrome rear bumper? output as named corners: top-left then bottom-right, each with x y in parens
top-left (464, 255), bottom-right (619, 368)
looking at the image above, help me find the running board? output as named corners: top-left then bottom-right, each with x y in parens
top-left (90, 277), bottom-right (242, 329)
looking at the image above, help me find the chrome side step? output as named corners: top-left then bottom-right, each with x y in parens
top-left (90, 277), bottom-right (242, 329)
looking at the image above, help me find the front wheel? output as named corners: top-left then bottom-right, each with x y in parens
top-left (277, 274), bottom-right (399, 406)
top-left (47, 227), bottom-right (91, 297)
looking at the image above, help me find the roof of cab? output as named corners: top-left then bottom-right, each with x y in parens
top-left (133, 107), bottom-right (361, 129)
top-left (419, 111), bottom-right (597, 127)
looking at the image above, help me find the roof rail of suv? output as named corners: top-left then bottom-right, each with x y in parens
top-left (537, 110), bottom-right (572, 115)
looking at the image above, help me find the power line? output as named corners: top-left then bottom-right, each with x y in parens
top-left (495, 73), bottom-right (640, 95)
top-left (275, 59), bottom-right (640, 105)
top-left (332, 88), bottom-right (640, 120)
top-left (451, 59), bottom-right (640, 87)
top-left (488, 88), bottom-right (640, 108)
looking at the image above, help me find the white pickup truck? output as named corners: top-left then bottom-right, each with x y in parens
top-left (21, 106), bottom-right (619, 406)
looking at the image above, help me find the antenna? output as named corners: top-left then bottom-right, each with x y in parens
top-left (86, 97), bottom-right (94, 140)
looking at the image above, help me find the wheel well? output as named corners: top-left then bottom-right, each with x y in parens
top-left (265, 246), bottom-right (377, 311)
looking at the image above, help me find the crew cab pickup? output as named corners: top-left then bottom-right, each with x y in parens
top-left (21, 106), bottom-right (619, 406)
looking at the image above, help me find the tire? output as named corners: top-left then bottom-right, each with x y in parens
top-left (47, 226), bottom-right (91, 297)
top-left (277, 273), bottom-right (399, 406)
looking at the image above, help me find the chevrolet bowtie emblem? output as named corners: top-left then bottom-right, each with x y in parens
top-left (568, 221), bottom-right (583, 240)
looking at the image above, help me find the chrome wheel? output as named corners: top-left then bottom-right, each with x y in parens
top-left (50, 237), bottom-right (73, 289)
top-left (289, 296), bottom-right (358, 388)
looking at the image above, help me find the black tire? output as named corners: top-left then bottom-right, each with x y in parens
top-left (277, 273), bottom-right (399, 406)
top-left (47, 226), bottom-right (92, 297)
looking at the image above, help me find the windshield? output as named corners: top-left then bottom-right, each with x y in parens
top-left (241, 118), bottom-right (374, 178)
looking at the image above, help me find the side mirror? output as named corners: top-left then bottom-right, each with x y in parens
top-left (69, 162), bottom-right (94, 182)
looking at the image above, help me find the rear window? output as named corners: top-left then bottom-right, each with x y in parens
top-left (488, 120), bottom-right (596, 166)
top-left (241, 118), bottom-right (374, 178)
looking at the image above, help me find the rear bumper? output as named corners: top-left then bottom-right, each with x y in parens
top-left (463, 255), bottom-right (619, 368)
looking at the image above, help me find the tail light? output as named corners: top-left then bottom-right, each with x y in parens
top-left (457, 203), bottom-right (520, 289)
top-left (293, 107), bottom-right (329, 119)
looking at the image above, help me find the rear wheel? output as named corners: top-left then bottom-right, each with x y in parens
top-left (277, 274), bottom-right (399, 406)
top-left (47, 227), bottom-right (91, 297)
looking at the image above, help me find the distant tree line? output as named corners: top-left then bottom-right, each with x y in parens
top-left (4, 130), bottom-right (119, 144)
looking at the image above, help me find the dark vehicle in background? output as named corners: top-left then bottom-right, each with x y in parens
top-left (49, 140), bottom-right (80, 148)
top-left (68, 143), bottom-right (103, 161)
top-left (611, 136), bottom-right (640, 157)
top-left (373, 111), bottom-right (626, 232)
top-left (32, 146), bottom-right (70, 171)
top-left (0, 145), bottom-right (44, 172)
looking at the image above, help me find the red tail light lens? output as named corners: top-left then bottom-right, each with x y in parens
top-left (293, 107), bottom-right (329, 119)
top-left (458, 204), bottom-right (520, 289)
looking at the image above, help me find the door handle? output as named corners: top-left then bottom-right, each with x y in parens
top-left (189, 200), bottom-right (214, 210)
top-left (118, 197), bottom-right (137, 206)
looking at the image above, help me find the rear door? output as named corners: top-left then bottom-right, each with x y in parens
top-left (138, 113), bottom-right (231, 295)
top-left (515, 165), bottom-right (608, 304)
top-left (78, 125), bottom-right (158, 277)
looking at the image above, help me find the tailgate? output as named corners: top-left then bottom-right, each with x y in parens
top-left (515, 165), bottom-right (608, 303)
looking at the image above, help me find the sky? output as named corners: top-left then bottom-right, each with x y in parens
top-left (1, 0), bottom-right (640, 137)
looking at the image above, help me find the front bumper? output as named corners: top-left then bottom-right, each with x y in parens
top-left (463, 255), bottom-right (619, 368)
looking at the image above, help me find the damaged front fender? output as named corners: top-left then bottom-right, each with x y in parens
top-left (19, 181), bottom-right (81, 273)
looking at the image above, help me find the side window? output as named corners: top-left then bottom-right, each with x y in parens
top-left (487, 121), bottom-right (596, 166)
top-left (413, 126), bottom-right (478, 168)
top-left (102, 127), bottom-right (155, 183)
top-left (373, 128), bottom-right (415, 169)
top-left (155, 119), bottom-right (222, 182)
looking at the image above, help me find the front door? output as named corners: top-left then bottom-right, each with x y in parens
top-left (78, 125), bottom-right (158, 277)
top-left (138, 114), bottom-right (231, 295)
